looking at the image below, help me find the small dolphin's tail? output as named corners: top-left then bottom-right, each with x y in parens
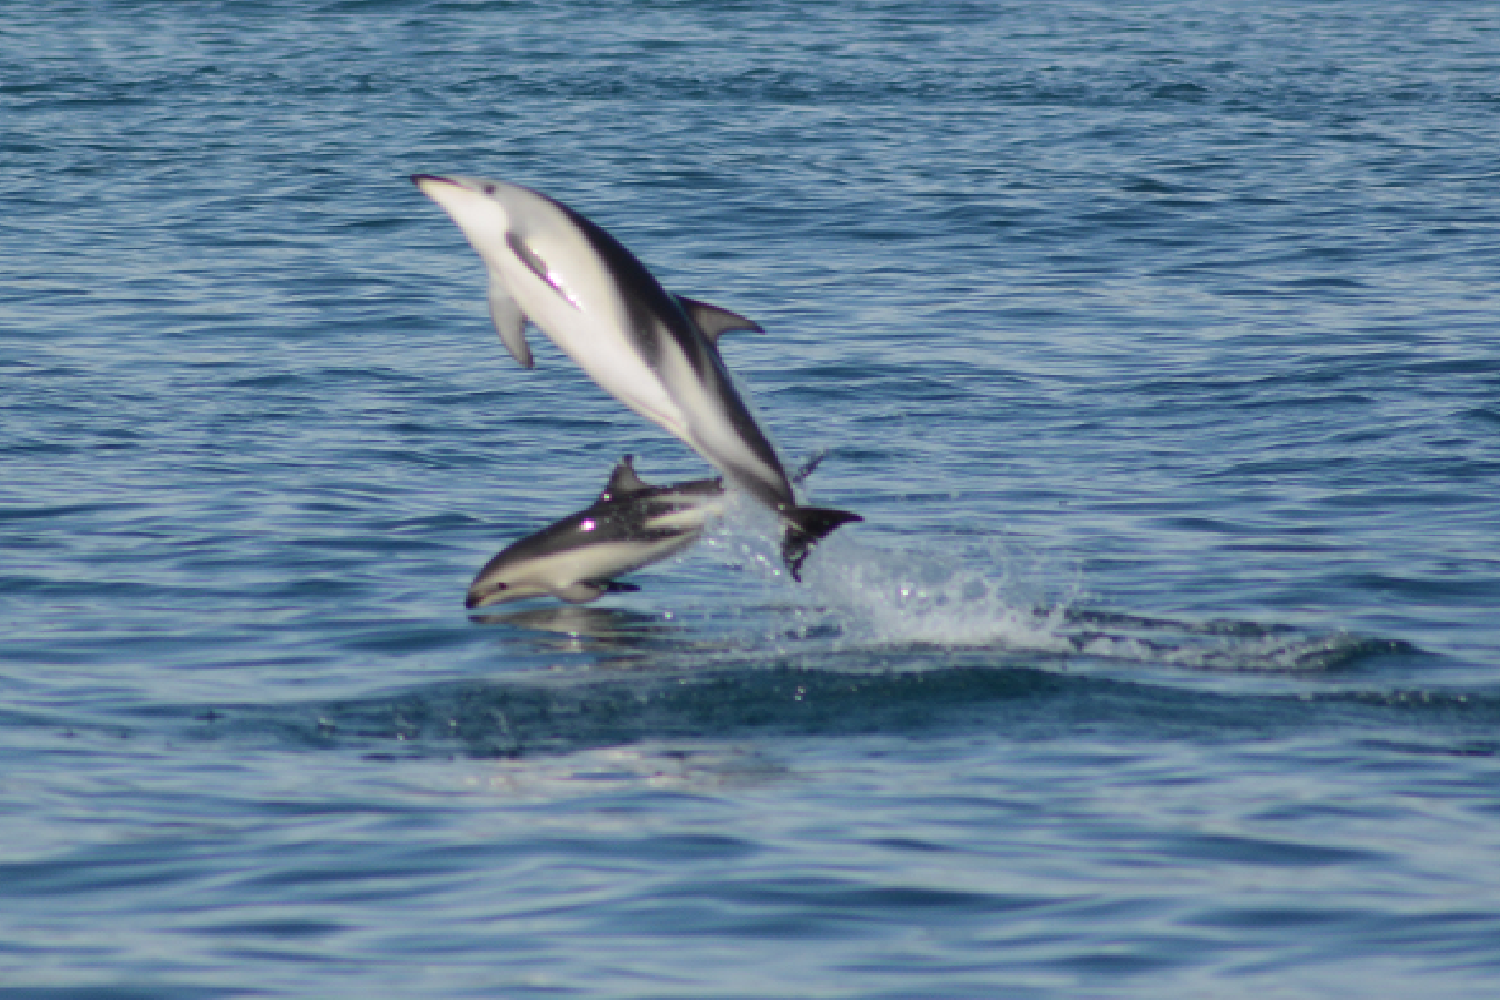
top-left (781, 505), bottom-right (863, 582)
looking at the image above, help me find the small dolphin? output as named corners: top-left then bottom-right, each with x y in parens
top-left (412, 174), bottom-right (860, 578)
top-left (466, 456), bottom-right (726, 608)
top-left (466, 453), bottom-right (831, 609)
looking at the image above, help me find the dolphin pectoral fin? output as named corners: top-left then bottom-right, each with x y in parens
top-left (781, 506), bottom-right (863, 582)
top-left (553, 583), bottom-right (607, 604)
top-left (488, 275), bottom-right (534, 368)
top-left (675, 295), bottom-right (764, 344)
top-left (552, 580), bottom-right (640, 603)
top-left (600, 455), bottom-right (653, 501)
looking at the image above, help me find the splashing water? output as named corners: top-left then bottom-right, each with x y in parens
top-left (697, 496), bottom-right (1079, 651)
top-left (692, 499), bottom-right (1402, 674)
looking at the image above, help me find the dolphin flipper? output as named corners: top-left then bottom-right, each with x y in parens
top-left (553, 579), bottom-right (642, 603)
top-left (488, 274), bottom-right (534, 368)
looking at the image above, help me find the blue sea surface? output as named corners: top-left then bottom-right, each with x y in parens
top-left (4, 1), bottom-right (1500, 996)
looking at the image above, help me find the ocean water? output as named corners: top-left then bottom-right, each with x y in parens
top-left (4, 1), bottom-right (1500, 996)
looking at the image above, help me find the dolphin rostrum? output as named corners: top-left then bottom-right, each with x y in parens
top-left (466, 456), bottom-right (726, 608)
top-left (412, 174), bottom-right (860, 578)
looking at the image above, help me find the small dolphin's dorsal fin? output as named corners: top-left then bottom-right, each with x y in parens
top-left (600, 455), bottom-right (652, 501)
top-left (676, 295), bottom-right (763, 344)
top-left (488, 272), bottom-right (534, 369)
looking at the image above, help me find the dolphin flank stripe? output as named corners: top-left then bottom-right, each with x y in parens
top-left (555, 200), bottom-right (677, 370)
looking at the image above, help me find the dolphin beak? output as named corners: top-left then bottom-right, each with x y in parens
top-left (411, 173), bottom-right (456, 193)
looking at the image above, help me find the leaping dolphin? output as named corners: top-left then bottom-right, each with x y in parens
top-left (412, 174), bottom-right (860, 578)
top-left (467, 452), bottom-right (831, 608)
top-left (466, 456), bottom-right (725, 608)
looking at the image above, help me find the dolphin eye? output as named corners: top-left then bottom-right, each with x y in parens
top-left (484, 184), bottom-right (496, 194)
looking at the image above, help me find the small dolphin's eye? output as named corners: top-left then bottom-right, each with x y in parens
top-left (494, 582), bottom-right (508, 590)
top-left (484, 184), bottom-right (496, 194)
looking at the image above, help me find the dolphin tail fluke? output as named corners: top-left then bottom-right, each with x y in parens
top-left (780, 506), bottom-right (863, 582)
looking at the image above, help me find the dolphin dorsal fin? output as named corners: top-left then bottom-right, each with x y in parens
top-left (600, 455), bottom-right (651, 500)
top-left (488, 272), bottom-right (534, 368)
top-left (676, 295), bottom-right (764, 344)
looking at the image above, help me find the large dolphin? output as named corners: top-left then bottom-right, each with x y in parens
top-left (466, 456), bottom-right (725, 608)
top-left (412, 174), bottom-right (860, 578)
